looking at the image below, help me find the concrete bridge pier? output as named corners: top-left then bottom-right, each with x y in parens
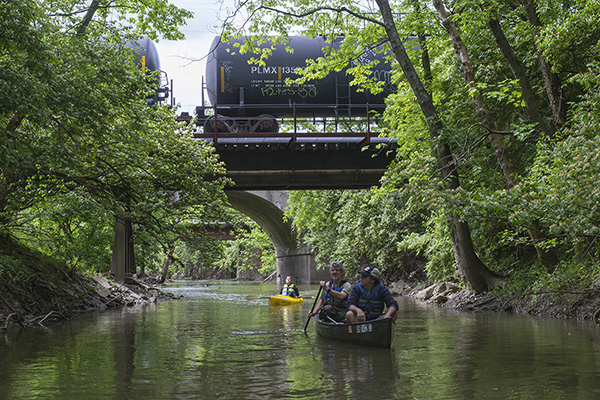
top-left (275, 245), bottom-right (316, 286)
top-left (111, 218), bottom-right (135, 282)
top-left (226, 191), bottom-right (326, 285)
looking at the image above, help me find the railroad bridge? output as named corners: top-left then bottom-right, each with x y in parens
top-left (195, 125), bottom-right (397, 190)
top-left (112, 121), bottom-right (398, 285)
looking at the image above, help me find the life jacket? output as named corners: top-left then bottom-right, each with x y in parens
top-left (357, 282), bottom-right (385, 319)
top-left (324, 279), bottom-right (348, 309)
top-left (281, 283), bottom-right (297, 297)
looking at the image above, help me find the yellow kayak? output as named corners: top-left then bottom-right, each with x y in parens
top-left (269, 294), bottom-right (304, 305)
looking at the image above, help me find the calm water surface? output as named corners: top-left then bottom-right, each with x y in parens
top-left (1, 280), bottom-right (599, 399)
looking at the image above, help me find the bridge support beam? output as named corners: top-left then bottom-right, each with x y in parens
top-left (111, 218), bottom-right (135, 282)
top-left (275, 245), bottom-right (316, 286)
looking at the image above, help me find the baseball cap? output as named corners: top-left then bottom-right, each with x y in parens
top-left (358, 266), bottom-right (381, 280)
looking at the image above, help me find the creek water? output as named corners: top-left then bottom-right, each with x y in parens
top-left (1, 280), bottom-right (599, 399)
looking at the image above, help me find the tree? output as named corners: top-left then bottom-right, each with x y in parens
top-left (1, 0), bottom-right (231, 274)
top-left (431, 0), bottom-right (558, 269)
top-left (222, 0), bottom-right (501, 291)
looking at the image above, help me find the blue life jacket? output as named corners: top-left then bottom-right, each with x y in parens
top-left (357, 282), bottom-right (385, 319)
top-left (324, 279), bottom-right (348, 308)
top-left (281, 284), bottom-right (297, 297)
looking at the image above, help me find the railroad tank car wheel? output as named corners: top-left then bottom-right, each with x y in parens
top-left (250, 114), bottom-right (279, 133)
top-left (204, 115), bottom-right (234, 133)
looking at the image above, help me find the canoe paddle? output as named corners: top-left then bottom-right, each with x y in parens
top-left (303, 286), bottom-right (322, 334)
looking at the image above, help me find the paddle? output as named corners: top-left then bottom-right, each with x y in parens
top-left (303, 286), bottom-right (323, 334)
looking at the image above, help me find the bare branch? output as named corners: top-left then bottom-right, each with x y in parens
top-left (257, 4), bottom-right (384, 27)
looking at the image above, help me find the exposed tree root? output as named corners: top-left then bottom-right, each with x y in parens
top-left (34, 311), bottom-right (66, 327)
top-left (0, 313), bottom-right (21, 332)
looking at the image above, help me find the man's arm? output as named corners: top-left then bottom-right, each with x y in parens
top-left (346, 285), bottom-right (359, 308)
top-left (381, 286), bottom-right (398, 319)
top-left (328, 281), bottom-right (350, 300)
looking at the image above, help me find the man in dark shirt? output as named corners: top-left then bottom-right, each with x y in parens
top-left (346, 266), bottom-right (398, 323)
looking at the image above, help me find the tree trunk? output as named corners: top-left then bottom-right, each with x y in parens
top-left (157, 247), bottom-right (174, 284)
top-left (487, 18), bottom-right (555, 137)
top-left (76, 0), bottom-right (103, 37)
top-left (433, 0), bottom-right (557, 269)
top-left (520, 0), bottom-right (567, 128)
top-left (375, 0), bottom-right (500, 292)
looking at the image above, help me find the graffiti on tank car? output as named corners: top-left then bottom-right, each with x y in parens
top-left (373, 69), bottom-right (395, 93)
top-left (356, 48), bottom-right (378, 65)
top-left (222, 61), bottom-right (234, 77)
top-left (260, 85), bottom-right (317, 98)
top-left (221, 61), bottom-right (235, 93)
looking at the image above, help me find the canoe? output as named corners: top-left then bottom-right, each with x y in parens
top-left (269, 294), bottom-right (305, 305)
top-left (315, 314), bottom-right (394, 349)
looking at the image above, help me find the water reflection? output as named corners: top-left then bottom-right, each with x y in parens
top-left (313, 339), bottom-right (397, 400)
top-left (1, 281), bottom-right (600, 400)
top-left (111, 309), bottom-right (137, 397)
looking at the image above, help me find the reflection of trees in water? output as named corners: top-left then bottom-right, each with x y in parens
top-left (315, 340), bottom-right (397, 399)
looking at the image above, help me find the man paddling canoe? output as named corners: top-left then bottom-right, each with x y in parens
top-left (307, 262), bottom-right (352, 322)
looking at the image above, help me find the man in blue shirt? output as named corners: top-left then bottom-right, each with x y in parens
top-left (345, 266), bottom-right (398, 323)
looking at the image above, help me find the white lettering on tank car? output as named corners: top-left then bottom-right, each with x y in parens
top-left (250, 66), bottom-right (301, 74)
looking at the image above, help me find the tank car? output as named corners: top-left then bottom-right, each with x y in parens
top-left (124, 37), bottom-right (170, 106)
top-left (197, 36), bottom-right (394, 133)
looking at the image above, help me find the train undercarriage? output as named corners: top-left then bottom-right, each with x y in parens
top-left (203, 114), bottom-right (279, 133)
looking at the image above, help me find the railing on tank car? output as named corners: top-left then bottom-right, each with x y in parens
top-left (192, 102), bottom-right (383, 149)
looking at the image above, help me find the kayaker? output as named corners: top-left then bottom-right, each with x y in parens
top-left (345, 266), bottom-right (398, 323)
top-left (280, 276), bottom-right (301, 298)
top-left (307, 261), bottom-right (352, 322)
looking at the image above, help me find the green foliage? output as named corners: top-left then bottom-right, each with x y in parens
top-left (500, 259), bottom-right (600, 307)
top-left (518, 66), bottom-right (600, 261)
top-left (13, 188), bottom-right (114, 272)
top-left (0, 0), bottom-right (230, 275)
top-left (538, 0), bottom-right (600, 74)
top-left (286, 189), bottom-right (430, 279)
top-left (398, 209), bottom-right (456, 282)
top-left (215, 220), bottom-right (276, 277)
top-left (175, 235), bottom-right (228, 279)
top-left (0, 253), bottom-right (28, 283)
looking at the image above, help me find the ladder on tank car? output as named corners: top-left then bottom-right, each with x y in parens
top-left (335, 72), bottom-right (352, 121)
